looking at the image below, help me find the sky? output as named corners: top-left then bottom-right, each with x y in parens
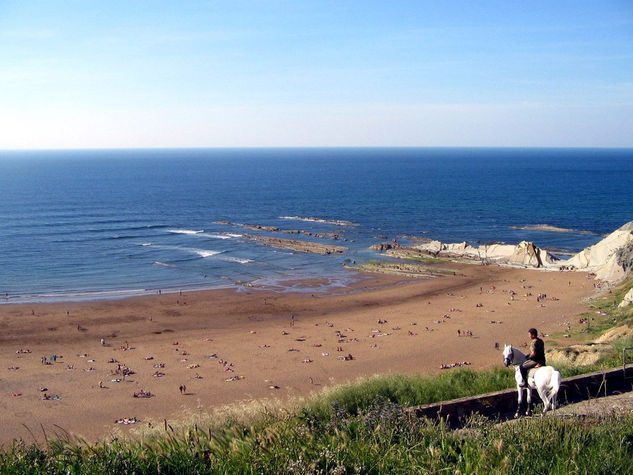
top-left (0, 1), bottom-right (632, 149)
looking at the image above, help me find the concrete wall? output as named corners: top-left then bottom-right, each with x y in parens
top-left (413, 367), bottom-right (633, 426)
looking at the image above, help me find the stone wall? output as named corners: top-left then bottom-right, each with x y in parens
top-left (413, 367), bottom-right (633, 426)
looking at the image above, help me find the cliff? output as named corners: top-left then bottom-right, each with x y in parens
top-left (565, 221), bottom-right (633, 283)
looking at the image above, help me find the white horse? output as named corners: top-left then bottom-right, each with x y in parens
top-left (503, 344), bottom-right (561, 417)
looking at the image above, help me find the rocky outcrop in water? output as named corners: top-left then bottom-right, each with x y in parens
top-left (242, 235), bottom-right (347, 255)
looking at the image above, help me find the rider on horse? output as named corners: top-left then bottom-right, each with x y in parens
top-left (519, 328), bottom-right (546, 387)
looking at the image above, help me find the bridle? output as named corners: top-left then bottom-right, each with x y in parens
top-left (504, 347), bottom-right (516, 367)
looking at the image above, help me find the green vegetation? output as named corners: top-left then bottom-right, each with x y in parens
top-left (403, 255), bottom-right (450, 264)
top-left (550, 275), bottom-right (633, 342)
top-left (2, 281), bottom-right (633, 473)
top-left (2, 395), bottom-right (633, 473)
top-left (345, 259), bottom-right (455, 277)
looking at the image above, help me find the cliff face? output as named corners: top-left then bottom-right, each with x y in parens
top-left (566, 221), bottom-right (633, 283)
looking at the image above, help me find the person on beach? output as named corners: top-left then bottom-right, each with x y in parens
top-left (519, 328), bottom-right (545, 387)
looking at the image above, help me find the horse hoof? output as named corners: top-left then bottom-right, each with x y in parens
top-left (525, 411), bottom-right (532, 417)
top-left (514, 412), bottom-right (520, 419)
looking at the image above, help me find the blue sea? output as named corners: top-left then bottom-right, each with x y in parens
top-left (1, 148), bottom-right (632, 303)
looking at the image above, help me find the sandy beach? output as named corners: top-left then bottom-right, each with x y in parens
top-left (1, 263), bottom-right (596, 445)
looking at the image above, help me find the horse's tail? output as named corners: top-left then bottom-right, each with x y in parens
top-left (551, 369), bottom-right (562, 396)
top-left (541, 368), bottom-right (562, 412)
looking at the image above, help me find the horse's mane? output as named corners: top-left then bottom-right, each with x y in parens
top-left (504, 344), bottom-right (527, 363)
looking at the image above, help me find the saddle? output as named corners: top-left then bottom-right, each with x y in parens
top-left (526, 366), bottom-right (541, 379)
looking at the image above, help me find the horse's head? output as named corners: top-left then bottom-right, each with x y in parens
top-left (503, 344), bottom-right (514, 367)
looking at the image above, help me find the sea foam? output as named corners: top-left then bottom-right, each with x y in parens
top-left (220, 256), bottom-right (254, 264)
top-left (194, 249), bottom-right (222, 258)
top-left (168, 229), bottom-right (204, 235)
top-left (200, 232), bottom-right (232, 240)
top-left (279, 216), bottom-right (357, 226)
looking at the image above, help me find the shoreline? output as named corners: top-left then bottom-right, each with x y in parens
top-left (1, 263), bottom-right (597, 445)
top-left (0, 269), bottom-right (364, 306)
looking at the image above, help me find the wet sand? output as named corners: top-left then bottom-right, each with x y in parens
top-left (0, 264), bottom-right (595, 445)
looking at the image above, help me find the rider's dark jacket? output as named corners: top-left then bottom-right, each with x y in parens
top-left (530, 337), bottom-right (546, 365)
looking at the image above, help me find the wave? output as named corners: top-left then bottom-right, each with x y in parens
top-left (168, 229), bottom-right (204, 235)
top-left (195, 249), bottom-right (222, 258)
top-left (220, 256), bottom-right (254, 264)
top-left (279, 216), bottom-right (357, 226)
top-left (510, 224), bottom-right (597, 235)
top-left (107, 234), bottom-right (155, 240)
top-left (49, 233), bottom-right (158, 243)
top-left (154, 261), bottom-right (175, 267)
top-left (16, 288), bottom-right (150, 303)
top-left (199, 232), bottom-right (232, 240)
top-left (12, 223), bottom-right (168, 237)
top-left (113, 224), bottom-right (170, 232)
top-left (144, 244), bottom-right (223, 259)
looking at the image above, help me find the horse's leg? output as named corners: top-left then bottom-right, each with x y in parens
top-left (549, 370), bottom-right (561, 411)
top-left (525, 388), bottom-right (533, 416)
top-left (514, 386), bottom-right (523, 418)
top-left (536, 385), bottom-right (550, 413)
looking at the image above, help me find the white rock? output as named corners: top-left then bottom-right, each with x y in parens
top-left (565, 221), bottom-right (633, 283)
top-left (567, 226), bottom-right (633, 271)
top-left (619, 287), bottom-right (633, 308)
top-left (413, 240), bottom-right (443, 254)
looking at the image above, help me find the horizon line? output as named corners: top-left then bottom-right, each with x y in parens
top-left (2, 145), bottom-right (633, 153)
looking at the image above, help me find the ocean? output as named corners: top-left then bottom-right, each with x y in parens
top-left (1, 147), bottom-right (631, 303)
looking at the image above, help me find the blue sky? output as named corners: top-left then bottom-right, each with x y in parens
top-left (1, 1), bottom-right (631, 148)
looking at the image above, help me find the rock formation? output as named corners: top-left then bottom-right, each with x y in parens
top-left (242, 234), bottom-right (347, 255)
top-left (566, 221), bottom-right (633, 283)
top-left (368, 221), bottom-right (633, 288)
top-left (402, 239), bottom-right (558, 269)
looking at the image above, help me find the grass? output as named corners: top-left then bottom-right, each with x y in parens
top-left (403, 255), bottom-right (451, 264)
top-left (296, 368), bottom-right (515, 425)
top-left (2, 399), bottom-right (633, 473)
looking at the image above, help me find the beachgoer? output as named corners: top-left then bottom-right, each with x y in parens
top-left (519, 328), bottom-right (546, 387)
